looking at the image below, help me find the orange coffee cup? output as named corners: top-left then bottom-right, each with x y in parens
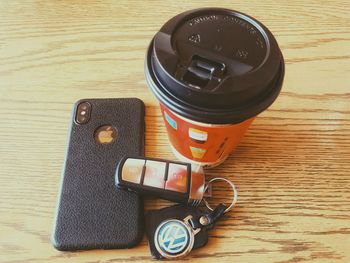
top-left (145, 8), bottom-right (284, 167)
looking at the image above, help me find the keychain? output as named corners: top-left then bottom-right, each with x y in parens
top-left (116, 156), bottom-right (235, 206)
top-left (115, 156), bottom-right (238, 259)
top-left (146, 178), bottom-right (237, 259)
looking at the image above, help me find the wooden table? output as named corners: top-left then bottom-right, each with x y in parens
top-left (1, 1), bottom-right (349, 262)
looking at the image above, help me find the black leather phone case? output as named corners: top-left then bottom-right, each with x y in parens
top-left (52, 98), bottom-right (145, 251)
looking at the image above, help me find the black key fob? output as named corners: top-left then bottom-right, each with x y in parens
top-left (145, 204), bottom-right (209, 259)
top-left (116, 157), bottom-right (206, 206)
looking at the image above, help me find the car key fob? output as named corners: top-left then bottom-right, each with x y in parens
top-left (115, 156), bottom-right (206, 206)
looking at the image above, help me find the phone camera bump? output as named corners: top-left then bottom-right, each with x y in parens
top-left (76, 102), bottom-right (91, 124)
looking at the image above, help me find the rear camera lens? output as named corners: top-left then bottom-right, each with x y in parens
top-left (76, 102), bottom-right (91, 124)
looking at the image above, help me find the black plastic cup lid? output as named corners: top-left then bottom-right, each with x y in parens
top-left (145, 8), bottom-right (285, 124)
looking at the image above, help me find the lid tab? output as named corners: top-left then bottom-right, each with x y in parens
top-left (180, 55), bottom-right (225, 90)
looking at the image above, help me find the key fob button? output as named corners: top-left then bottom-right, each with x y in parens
top-left (143, 160), bottom-right (166, 188)
top-left (165, 163), bottom-right (188, 193)
top-left (121, 158), bottom-right (145, 183)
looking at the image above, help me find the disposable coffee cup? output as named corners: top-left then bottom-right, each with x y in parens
top-left (145, 8), bottom-right (284, 167)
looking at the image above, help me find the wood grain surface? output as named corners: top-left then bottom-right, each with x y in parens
top-left (0, 0), bottom-right (349, 262)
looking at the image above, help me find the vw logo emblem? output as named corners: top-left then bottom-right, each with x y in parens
top-left (154, 219), bottom-right (194, 258)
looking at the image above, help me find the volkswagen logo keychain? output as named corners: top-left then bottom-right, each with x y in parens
top-left (114, 156), bottom-right (238, 259)
top-left (154, 216), bottom-right (199, 258)
top-left (115, 157), bottom-right (237, 259)
top-left (147, 178), bottom-right (237, 259)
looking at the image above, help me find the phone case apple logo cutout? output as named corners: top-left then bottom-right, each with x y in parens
top-left (94, 125), bottom-right (118, 144)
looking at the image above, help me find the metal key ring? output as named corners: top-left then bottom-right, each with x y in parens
top-left (203, 178), bottom-right (238, 213)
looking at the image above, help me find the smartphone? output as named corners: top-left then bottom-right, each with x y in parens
top-left (52, 98), bottom-right (145, 251)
